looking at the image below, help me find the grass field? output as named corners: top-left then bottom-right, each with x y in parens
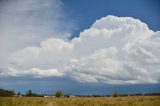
top-left (0, 96), bottom-right (160, 106)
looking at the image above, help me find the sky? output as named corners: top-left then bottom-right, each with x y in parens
top-left (0, 0), bottom-right (160, 95)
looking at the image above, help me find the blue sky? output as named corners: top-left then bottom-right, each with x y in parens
top-left (63, 0), bottom-right (160, 37)
top-left (0, 0), bottom-right (160, 95)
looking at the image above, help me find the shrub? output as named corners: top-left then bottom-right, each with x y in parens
top-left (112, 92), bottom-right (118, 97)
top-left (55, 90), bottom-right (63, 97)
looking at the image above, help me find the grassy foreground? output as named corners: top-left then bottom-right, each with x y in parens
top-left (0, 96), bottom-right (160, 106)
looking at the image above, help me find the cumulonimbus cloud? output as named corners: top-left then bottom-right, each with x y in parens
top-left (1, 15), bottom-right (160, 84)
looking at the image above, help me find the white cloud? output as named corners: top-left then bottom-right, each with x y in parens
top-left (1, 15), bottom-right (160, 84)
top-left (0, 68), bottom-right (64, 78)
top-left (0, 0), bottom-right (74, 68)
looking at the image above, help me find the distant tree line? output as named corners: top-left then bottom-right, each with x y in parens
top-left (0, 88), bottom-right (42, 97)
top-left (0, 88), bottom-right (160, 97)
top-left (0, 88), bottom-right (63, 97)
top-left (0, 88), bottom-right (15, 97)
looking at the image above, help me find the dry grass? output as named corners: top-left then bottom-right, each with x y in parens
top-left (0, 96), bottom-right (160, 106)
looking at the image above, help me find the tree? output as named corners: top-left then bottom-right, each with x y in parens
top-left (26, 90), bottom-right (33, 96)
top-left (17, 92), bottom-right (21, 96)
top-left (55, 90), bottom-right (63, 97)
top-left (112, 91), bottom-right (118, 97)
top-left (25, 90), bottom-right (42, 97)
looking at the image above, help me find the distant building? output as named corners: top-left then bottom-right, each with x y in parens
top-left (44, 95), bottom-right (50, 97)
top-left (65, 95), bottom-right (76, 98)
top-left (44, 95), bottom-right (55, 98)
top-left (14, 95), bottom-right (22, 97)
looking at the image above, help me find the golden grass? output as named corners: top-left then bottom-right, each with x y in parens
top-left (0, 96), bottom-right (160, 106)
